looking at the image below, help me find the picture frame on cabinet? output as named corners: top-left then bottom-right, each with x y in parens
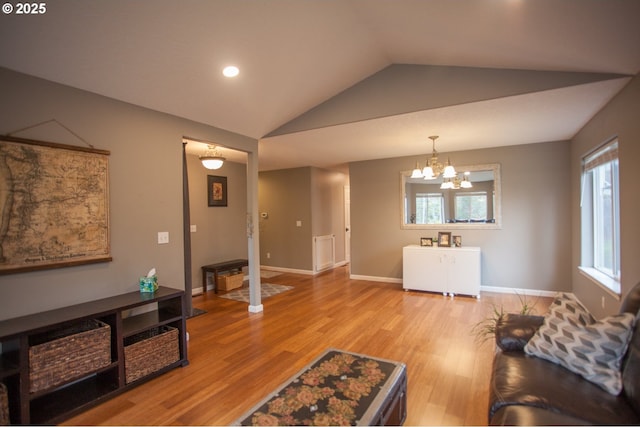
top-left (437, 232), bottom-right (451, 247)
top-left (453, 235), bottom-right (462, 247)
top-left (420, 237), bottom-right (433, 247)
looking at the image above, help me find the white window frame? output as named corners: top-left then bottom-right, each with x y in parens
top-left (454, 191), bottom-right (488, 222)
top-left (579, 139), bottom-right (621, 296)
top-left (415, 192), bottom-right (444, 224)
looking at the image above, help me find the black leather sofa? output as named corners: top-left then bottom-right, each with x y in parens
top-left (488, 282), bottom-right (640, 425)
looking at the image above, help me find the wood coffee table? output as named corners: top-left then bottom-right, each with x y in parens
top-left (233, 349), bottom-right (407, 426)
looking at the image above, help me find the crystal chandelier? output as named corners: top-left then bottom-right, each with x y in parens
top-left (199, 144), bottom-right (226, 170)
top-left (411, 136), bottom-right (457, 180)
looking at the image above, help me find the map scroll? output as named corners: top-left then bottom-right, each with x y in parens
top-left (0, 137), bottom-right (111, 274)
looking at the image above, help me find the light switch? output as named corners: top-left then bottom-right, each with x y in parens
top-left (296, 220), bottom-right (302, 227)
top-left (190, 225), bottom-right (197, 232)
top-left (158, 231), bottom-right (169, 244)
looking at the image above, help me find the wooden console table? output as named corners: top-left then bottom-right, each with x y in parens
top-left (201, 259), bottom-right (248, 293)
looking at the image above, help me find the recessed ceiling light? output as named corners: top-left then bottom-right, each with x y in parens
top-left (223, 66), bottom-right (239, 78)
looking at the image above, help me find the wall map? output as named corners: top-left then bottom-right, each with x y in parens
top-left (0, 137), bottom-right (111, 274)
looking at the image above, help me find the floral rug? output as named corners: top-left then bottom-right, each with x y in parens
top-left (234, 349), bottom-right (404, 426)
top-left (218, 283), bottom-right (293, 303)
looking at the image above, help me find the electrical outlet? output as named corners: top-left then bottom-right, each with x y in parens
top-left (602, 296), bottom-right (605, 309)
top-left (267, 252), bottom-right (271, 259)
top-left (158, 231), bottom-right (169, 244)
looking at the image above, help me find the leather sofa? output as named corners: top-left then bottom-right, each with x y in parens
top-left (488, 282), bottom-right (640, 425)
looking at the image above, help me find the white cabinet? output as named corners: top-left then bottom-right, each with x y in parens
top-left (402, 245), bottom-right (481, 298)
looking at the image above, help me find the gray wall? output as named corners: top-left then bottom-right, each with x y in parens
top-left (258, 167), bottom-right (348, 271)
top-left (571, 74), bottom-right (640, 318)
top-left (187, 155), bottom-right (247, 292)
top-left (259, 168), bottom-right (313, 270)
top-left (349, 141), bottom-right (572, 292)
top-left (0, 68), bottom-right (257, 321)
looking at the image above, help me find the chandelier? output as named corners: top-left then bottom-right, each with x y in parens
top-left (199, 144), bottom-right (226, 170)
top-left (411, 135), bottom-right (457, 180)
top-left (441, 171), bottom-right (473, 190)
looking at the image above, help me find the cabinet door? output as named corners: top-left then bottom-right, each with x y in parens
top-left (447, 250), bottom-right (480, 297)
top-left (403, 247), bottom-right (447, 294)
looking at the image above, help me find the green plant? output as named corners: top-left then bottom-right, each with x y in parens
top-left (471, 292), bottom-right (540, 345)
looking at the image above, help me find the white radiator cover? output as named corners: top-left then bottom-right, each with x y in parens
top-left (313, 235), bottom-right (335, 272)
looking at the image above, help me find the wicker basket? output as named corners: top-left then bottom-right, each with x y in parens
top-left (219, 272), bottom-right (244, 291)
top-left (0, 383), bottom-right (8, 426)
top-left (124, 325), bottom-right (179, 384)
top-left (28, 318), bottom-right (111, 393)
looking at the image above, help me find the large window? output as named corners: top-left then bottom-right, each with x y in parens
top-left (415, 193), bottom-right (444, 224)
top-left (580, 139), bottom-right (620, 294)
top-left (455, 192), bottom-right (488, 221)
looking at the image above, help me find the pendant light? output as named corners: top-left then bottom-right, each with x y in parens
top-left (199, 145), bottom-right (226, 170)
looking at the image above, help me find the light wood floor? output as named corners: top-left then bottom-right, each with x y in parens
top-left (64, 266), bottom-right (549, 426)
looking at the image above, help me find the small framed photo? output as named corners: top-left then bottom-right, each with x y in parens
top-left (437, 231), bottom-right (452, 247)
top-left (453, 235), bottom-right (462, 247)
top-left (207, 175), bottom-right (228, 207)
top-left (420, 237), bottom-right (433, 247)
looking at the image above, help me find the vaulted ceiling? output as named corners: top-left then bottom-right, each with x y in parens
top-left (1, 0), bottom-right (639, 170)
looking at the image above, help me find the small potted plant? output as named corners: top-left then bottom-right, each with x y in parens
top-left (472, 292), bottom-right (540, 344)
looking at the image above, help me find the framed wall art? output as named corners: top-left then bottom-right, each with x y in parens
top-left (0, 136), bottom-right (111, 274)
top-left (207, 175), bottom-right (228, 207)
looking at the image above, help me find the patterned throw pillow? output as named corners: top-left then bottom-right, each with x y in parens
top-left (524, 293), bottom-right (636, 395)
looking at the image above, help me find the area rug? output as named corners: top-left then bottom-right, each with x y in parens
top-left (218, 283), bottom-right (293, 303)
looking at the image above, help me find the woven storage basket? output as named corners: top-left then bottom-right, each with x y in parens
top-left (219, 272), bottom-right (244, 291)
top-left (0, 383), bottom-right (8, 426)
top-left (124, 325), bottom-right (179, 384)
top-left (29, 318), bottom-right (111, 393)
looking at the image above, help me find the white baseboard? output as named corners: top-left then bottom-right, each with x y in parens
top-left (261, 261), bottom-right (350, 276)
top-left (480, 286), bottom-right (557, 297)
top-left (260, 265), bottom-right (315, 275)
top-left (349, 274), bottom-right (559, 296)
top-left (349, 274), bottom-right (403, 284)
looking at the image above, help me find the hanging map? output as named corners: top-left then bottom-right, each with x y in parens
top-left (0, 137), bottom-right (111, 274)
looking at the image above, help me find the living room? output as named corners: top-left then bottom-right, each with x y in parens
top-left (1, 1), bottom-right (640, 425)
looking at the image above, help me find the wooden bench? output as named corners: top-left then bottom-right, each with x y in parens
top-left (201, 259), bottom-right (248, 293)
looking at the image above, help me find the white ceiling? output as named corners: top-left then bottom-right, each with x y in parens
top-left (1, 0), bottom-right (639, 170)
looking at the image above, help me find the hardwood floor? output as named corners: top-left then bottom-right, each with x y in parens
top-left (64, 266), bottom-right (550, 426)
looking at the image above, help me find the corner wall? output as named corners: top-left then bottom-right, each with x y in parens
top-left (258, 168), bottom-right (313, 270)
top-left (187, 155), bottom-right (248, 293)
top-left (349, 141), bottom-right (572, 292)
top-left (258, 167), bottom-right (348, 272)
top-left (571, 74), bottom-right (640, 317)
top-left (0, 67), bottom-right (257, 321)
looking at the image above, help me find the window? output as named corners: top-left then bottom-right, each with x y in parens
top-left (455, 192), bottom-right (487, 221)
top-left (580, 139), bottom-right (620, 294)
top-left (415, 193), bottom-right (444, 224)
